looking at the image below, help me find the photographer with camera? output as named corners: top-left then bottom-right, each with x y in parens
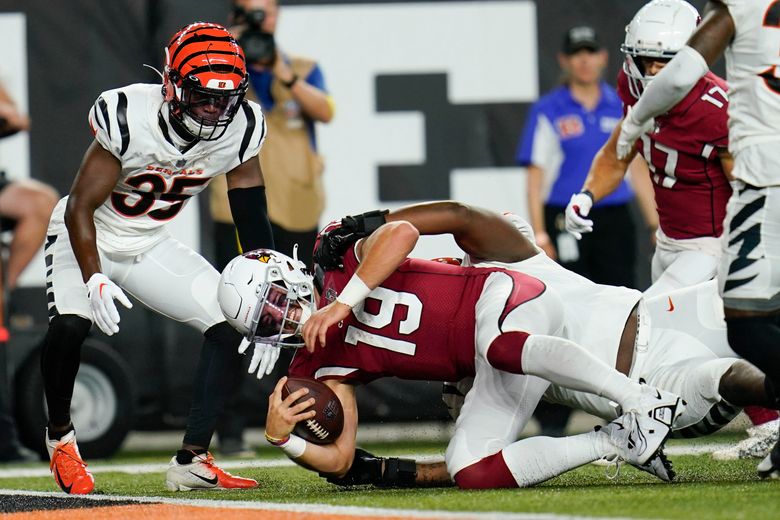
top-left (209, 0), bottom-right (334, 457)
top-left (210, 0), bottom-right (334, 272)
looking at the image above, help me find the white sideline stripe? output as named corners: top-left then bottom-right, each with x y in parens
top-left (0, 454), bottom-right (444, 479)
top-left (0, 488), bottom-right (648, 520)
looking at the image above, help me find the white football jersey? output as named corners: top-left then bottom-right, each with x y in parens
top-left (49, 83), bottom-right (267, 254)
top-left (723, 0), bottom-right (780, 184)
top-left (466, 253), bottom-right (641, 369)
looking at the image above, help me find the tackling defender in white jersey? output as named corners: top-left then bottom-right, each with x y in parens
top-left (41, 23), bottom-right (275, 494)
top-left (308, 203), bottom-right (775, 487)
top-left (615, 0), bottom-right (780, 478)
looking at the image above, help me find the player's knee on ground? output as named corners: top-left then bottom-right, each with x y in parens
top-left (718, 360), bottom-right (775, 408)
top-left (453, 451), bottom-right (518, 489)
top-left (486, 331), bottom-right (529, 374)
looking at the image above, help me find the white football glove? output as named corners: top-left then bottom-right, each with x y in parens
top-left (564, 192), bottom-right (595, 239)
top-left (616, 106), bottom-right (655, 161)
top-left (86, 273), bottom-right (133, 336)
top-left (239, 338), bottom-right (280, 380)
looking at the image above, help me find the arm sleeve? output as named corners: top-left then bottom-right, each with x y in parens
top-left (228, 185), bottom-right (275, 251)
top-left (629, 46), bottom-right (709, 123)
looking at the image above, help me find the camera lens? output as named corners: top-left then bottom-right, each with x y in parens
top-left (240, 30), bottom-right (276, 65)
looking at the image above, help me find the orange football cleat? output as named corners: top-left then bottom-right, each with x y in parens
top-left (165, 452), bottom-right (258, 491)
top-left (47, 430), bottom-right (94, 494)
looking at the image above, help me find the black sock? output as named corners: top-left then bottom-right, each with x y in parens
top-left (46, 423), bottom-right (74, 441)
top-left (765, 377), bottom-right (780, 409)
top-left (41, 315), bottom-right (91, 427)
top-left (182, 322), bottom-right (244, 448)
top-left (176, 448), bottom-right (208, 465)
top-left (726, 315), bottom-right (780, 402)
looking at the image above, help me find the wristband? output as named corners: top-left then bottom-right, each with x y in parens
top-left (265, 431), bottom-right (290, 446)
top-left (281, 74), bottom-right (299, 89)
top-left (279, 434), bottom-right (307, 459)
top-left (336, 274), bottom-right (371, 308)
top-left (580, 189), bottom-right (595, 203)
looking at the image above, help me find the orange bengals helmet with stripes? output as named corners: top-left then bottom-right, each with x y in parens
top-left (163, 22), bottom-right (249, 140)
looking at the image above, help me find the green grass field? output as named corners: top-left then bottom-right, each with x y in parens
top-left (1, 437), bottom-right (778, 519)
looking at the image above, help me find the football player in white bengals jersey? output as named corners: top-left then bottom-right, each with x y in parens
top-left (41, 23), bottom-right (274, 494)
top-left (614, 0), bottom-right (780, 478)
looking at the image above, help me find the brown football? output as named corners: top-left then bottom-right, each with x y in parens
top-left (281, 377), bottom-right (344, 445)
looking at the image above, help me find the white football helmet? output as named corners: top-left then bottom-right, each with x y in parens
top-left (218, 249), bottom-right (315, 348)
top-left (621, 0), bottom-right (700, 99)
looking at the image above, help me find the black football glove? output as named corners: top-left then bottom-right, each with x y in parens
top-left (322, 448), bottom-right (417, 487)
top-left (313, 209), bottom-right (389, 271)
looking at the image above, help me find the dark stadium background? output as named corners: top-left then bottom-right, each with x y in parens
top-left (0, 0), bottom-right (720, 456)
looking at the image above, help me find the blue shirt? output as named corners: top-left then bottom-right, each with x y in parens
top-left (516, 82), bottom-right (633, 207)
top-left (246, 56), bottom-right (328, 150)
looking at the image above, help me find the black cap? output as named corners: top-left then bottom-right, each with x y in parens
top-left (562, 26), bottom-right (601, 55)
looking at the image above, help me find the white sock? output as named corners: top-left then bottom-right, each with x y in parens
top-left (501, 430), bottom-right (614, 487)
top-left (45, 428), bottom-right (76, 458)
top-left (521, 335), bottom-right (642, 407)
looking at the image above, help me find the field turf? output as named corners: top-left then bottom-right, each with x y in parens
top-left (0, 437), bottom-right (778, 519)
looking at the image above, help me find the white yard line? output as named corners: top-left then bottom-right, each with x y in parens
top-left (0, 488), bottom-right (653, 520)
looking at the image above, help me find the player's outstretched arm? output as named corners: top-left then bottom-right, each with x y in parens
top-left (582, 119), bottom-right (639, 201)
top-left (225, 157), bottom-right (275, 251)
top-left (617, 1), bottom-right (735, 158)
top-left (386, 201), bottom-right (537, 263)
top-left (567, 119), bottom-right (642, 238)
top-left (266, 377), bottom-right (358, 476)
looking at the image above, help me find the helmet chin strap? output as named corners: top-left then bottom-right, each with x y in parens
top-left (162, 104), bottom-right (199, 147)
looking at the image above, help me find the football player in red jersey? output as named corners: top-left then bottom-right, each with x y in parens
top-left (41, 23), bottom-right (273, 493)
top-left (565, 0), bottom-right (779, 462)
top-left (566, 0), bottom-right (732, 299)
top-left (279, 202), bottom-right (777, 487)
top-left (231, 202), bottom-right (689, 489)
top-left (609, 0), bottom-right (780, 478)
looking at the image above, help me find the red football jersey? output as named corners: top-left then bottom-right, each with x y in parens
top-left (617, 70), bottom-right (732, 240)
top-left (289, 245), bottom-right (546, 384)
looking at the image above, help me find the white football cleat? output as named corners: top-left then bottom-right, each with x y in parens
top-left (599, 411), bottom-right (671, 467)
top-left (165, 452), bottom-right (258, 491)
top-left (712, 418), bottom-right (779, 461)
top-left (622, 380), bottom-right (685, 428)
